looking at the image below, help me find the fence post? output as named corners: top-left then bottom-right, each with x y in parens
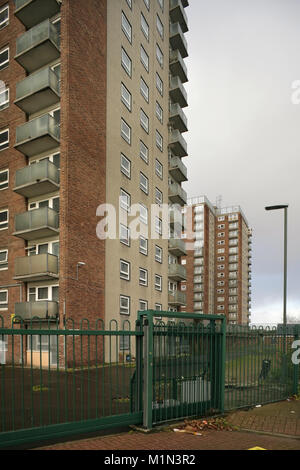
top-left (143, 313), bottom-right (153, 430)
top-left (134, 319), bottom-right (143, 413)
top-left (293, 326), bottom-right (299, 396)
top-left (219, 317), bottom-right (226, 414)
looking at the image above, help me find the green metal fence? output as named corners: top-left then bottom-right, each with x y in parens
top-left (0, 313), bottom-right (299, 448)
top-left (224, 325), bottom-right (300, 411)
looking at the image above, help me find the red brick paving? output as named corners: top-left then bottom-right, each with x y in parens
top-left (35, 429), bottom-right (300, 451)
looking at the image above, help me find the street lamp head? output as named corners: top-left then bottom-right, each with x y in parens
top-left (265, 205), bottom-right (289, 211)
top-left (77, 262), bottom-right (86, 267)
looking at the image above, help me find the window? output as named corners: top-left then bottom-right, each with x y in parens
top-left (156, 14), bottom-right (164, 39)
top-left (155, 275), bottom-right (162, 292)
top-left (120, 189), bottom-right (131, 212)
top-left (156, 44), bottom-right (163, 67)
top-left (28, 285), bottom-right (58, 302)
top-left (0, 209), bottom-right (8, 230)
top-left (120, 295), bottom-right (130, 315)
top-left (155, 187), bottom-right (163, 205)
top-left (0, 169), bottom-right (8, 190)
top-left (139, 236), bottom-right (148, 256)
top-left (141, 13), bottom-right (149, 40)
top-left (139, 268), bottom-right (148, 286)
top-left (126, 0), bottom-right (132, 9)
top-left (155, 245), bottom-right (162, 263)
top-left (121, 118), bottom-right (131, 144)
top-left (156, 73), bottom-right (163, 96)
top-left (0, 128), bottom-right (9, 151)
top-left (0, 47), bottom-right (8, 70)
top-left (156, 101), bottom-right (163, 123)
top-left (155, 159), bottom-right (163, 179)
top-left (140, 172), bottom-right (148, 194)
top-left (139, 204), bottom-right (148, 225)
top-left (121, 153), bottom-right (131, 178)
top-left (156, 130), bottom-right (163, 151)
top-left (155, 217), bottom-right (162, 235)
top-left (120, 260), bottom-right (130, 281)
top-left (218, 216), bottom-right (225, 222)
top-left (121, 47), bottom-right (132, 76)
top-left (140, 140), bottom-right (148, 163)
top-left (157, 0), bottom-right (164, 10)
top-left (0, 4), bottom-right (8, 29)
top-left (143, 0), bottom-right (150, 10)
top-left (140, 45), bottom-right (149, 71)
top-left (139, 300), bottom-right (148, 311)
top-left (0, 249), bottom-right (8, 270)
top-left (0, 290), bottom-right (8, 310)
top-left (121, 83), bottom-right (131, 111)
top-left (140, 77), bottom-right (149, 102)
top-left (120, 224), bottom-right (130, 246)
top-left (0, 86), bottom-right (9, 111)
top-left (121, 11), bottom-right (132, 42)
top-left (140, 109), bottom-right (149, 133)
top-left (29, 196), bottom-right (59, 212)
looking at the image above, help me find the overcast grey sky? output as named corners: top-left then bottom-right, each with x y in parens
top-left (183, 0), bottom-right (300, 324)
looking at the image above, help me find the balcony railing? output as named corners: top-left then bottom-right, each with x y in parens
top-left (169, 49), bottom-right (188, 83)
top-left (169, 76), bottom-right (188, 108)
top-left (14, 301), bottom-right (59, 322)
top-left (15, 0), bottom-right (61, 30)
top-left (169, 129), bottom-right (188, 157)
top-left (169, 103), bottom-right (188, 133)
top-left (15, 114), bottom-right (60, 157)
top-left (168, 182), bottom-right (187, 206)
top-left (170, 23), bottom-right (188, 58)
top-left (168, 156), bottom-right (188, 183)
top-left (15, 19), bottom-right (60, 73)
top-left (14, 207), bottom-right (59, 241)
top-left (15, 67), bottom-right (60, 114)
top-left (14, 159), bottom-right (60, 198)
top-left (14, 253), bottom-right (59, 282)
top-left (168, 263), bottom-right (187, 281)
top-left (169, 0), bottom-right (188, 33)
top-left (168, 237), bottom-right (187, 256)
top-left (168, 290), bottom-right (186, 306)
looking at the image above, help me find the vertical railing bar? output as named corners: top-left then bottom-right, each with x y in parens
top-left (56, 321), bottom-right (60, 425)
top-left (11, 326), bottom-right (15, 431)
top-left (64, 328), bottom-right (68, 423)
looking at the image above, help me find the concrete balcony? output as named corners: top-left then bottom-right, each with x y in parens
top-left (169, 156), bottom-right (188, 183)
top-left (15, 301), bottom-right (59, 322)
top-left (15, 67), bottom-right (60, 115)
top-left (169, 0), bottom-right (188, 33)
top-left (168, 182), bottom-right (187, 206)
top-left (15, 19), bottom-right (60, 73)
top-left (169, 50), bottom-right (188, 83)
top-left (14, 160), bottom-right (60, 198)
top-left (15, 114), bottom-right (60, 157)
top-left (168, 263), bottom-right (187, 281)
top-left (170, 23), bottom-right (188, 58)
top-left (194, 285), bottom-right (204, 293)
top-left (169, 129), bottom-right (188, 157)
top-left (14, 0), bottom-right (61, 29)
top-left (168, 237), bottom-right (187, 257)
top-left (169, 76), bottom-right (188, 108)
top-left (13, 207), bottom-right (59, 241)
top-left (14, 253), bottom-right (59, 282)
top-left (169, 103), bottom-right (188, 133)
top-left (168, 290), bottom-right (186, 306)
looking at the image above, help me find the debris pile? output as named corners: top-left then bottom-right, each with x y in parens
top-left (173, 417), bottom-right (237, 435)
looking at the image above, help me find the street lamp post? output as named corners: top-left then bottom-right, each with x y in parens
top-left (265, 205), bottom-right (288, 328)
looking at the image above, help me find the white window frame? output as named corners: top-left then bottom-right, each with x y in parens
top-left (0, 169), bottom-right (8, 190)
top-left (121, 82), bottom-right (132, 111)
top-left (121, 11), bottom-right (132, 43)
top-left (156, 73), bottom-right (163, 96)
top-left (141, 13), bottom-right (149, 40)
top-left (28, 285), bottom-right (59, 302)
top-left (143, 0), bottom-right (150, 10)
top-left (139, 268), bottom-right (148, 287)
top-left (121, 47), bottom-right (132, 77)
top-left (156, 43), bottom-right (163, 67)
top-left (0, 249), bottom-right (8, 271)
top-left (139, 204), bottom-right (148, 225)
top-left (0, 290), bottom-right (8, 310)
top-left (156, 130), bottom-right (163, 151)
top-left (140, 140), bottom-right (149, 163)
top-left (140, 45), bottom-right (149, 71)
top-left (120, 295), bottom-right (130, 316)
top-left (155, 245), bottom-right (162, 263)
top-left (0, 4), bottom-right (9, 30)
top-left (139, 300), bottom-right (148, 311)
top-left (155, 187), bottom-right (163, 205)
top-left (121, 118), bottom-right (131, 144)
top-left (0, 128), bottom-right (9, 151)
top-left (139, 236), bottom-right (148, 256)
top-left (155, 275), bottom-right (162, 292)
top-left (140, 77), bottom-right (149, 102)
top-left (156, 101), bottom-right (163, 123)
top-left (0, 85), bottom-right (9, 111)
top-left (120, 224), bottom-right (130, 246)
top-left (140, 109), bottom-right (149, 133)
top-left (120, 260), bottom-right (130, 281)
top-left (120, 153), bottom-right (131, 178)
top-left (155, 159), bottom-right (163, 179)
top-left (120, 189), bottom-right (131, 212)
top-left (0, 209), bottom-right (8, 231)
top-left (0, 46), bottom-right (9, 70)
top-left (140, 172), bottom-right (149, 194)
